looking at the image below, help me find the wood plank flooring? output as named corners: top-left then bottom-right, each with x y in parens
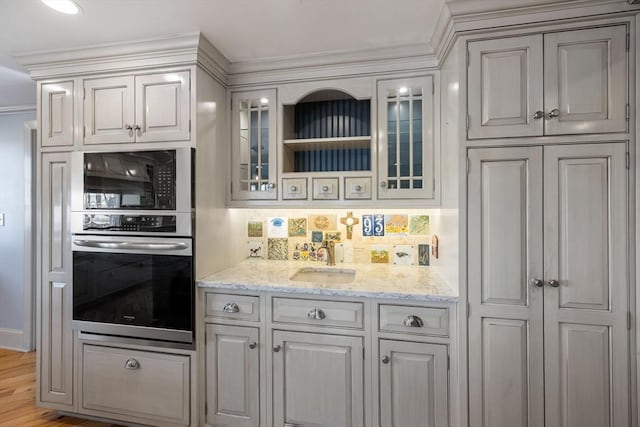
top-left (0, 349), bottom-right (121, 427)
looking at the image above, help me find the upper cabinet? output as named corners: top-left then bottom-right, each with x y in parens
top-left (377, 76), bottom-right (435, 200)
top-left (41, 81), bottom-right (75, 148)
top-left (230, 89), bottom-right (278, 201)
top-left (467, 25), bottom-right (628, 139)
top-left (83, 71), bottom-right (191, 145)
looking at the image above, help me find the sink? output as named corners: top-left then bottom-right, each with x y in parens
top-left (290, 267), bottom-right (356, 284)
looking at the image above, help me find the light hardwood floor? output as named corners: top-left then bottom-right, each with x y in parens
top-left (0, 349), bottom-right (121, 426)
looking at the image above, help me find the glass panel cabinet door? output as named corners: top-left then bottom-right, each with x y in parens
top-left (231, 89), bottom-right (277, 201)
top-left (377, 76), bottom-right (435, 200)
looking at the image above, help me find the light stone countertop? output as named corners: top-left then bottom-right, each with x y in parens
top-left (197, 259), bottom-right (458, 303)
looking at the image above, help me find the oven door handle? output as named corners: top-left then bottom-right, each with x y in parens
top-left (73, 240), bottom-right (189, 251)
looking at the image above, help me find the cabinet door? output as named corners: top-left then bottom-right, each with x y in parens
top-left (467, 35), bottom-right (544, 139)
top-left (231, 89), bottom-right (278, 201)
top-left (467, 146), bottom-right (544, 427)
top-left (544, 25), bottom-right (627, 135)
top-left (41, 81), bottom-right (75, 147)
top-left (134, 71), bottom-right (191, 143)
top-left (39, 152), bottom-right (73, 407)
top-left (543, 143), bottom-right (629, 427)
top-left (205, 324), bottom-right (260, 427)
top-left (378, 340), bottom-right (448, 427)
top-left (272, 331), bottom-right (364, 427)
top-left (83, 76), bottom-right (135, 145)
top-left (377, 75), bottom-right (435, 200)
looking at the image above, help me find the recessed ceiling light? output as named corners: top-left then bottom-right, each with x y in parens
top-left (260, 98), bottom-right (269, 105)
top-left (41, 0), bottom-right (81, 15)
top-left (398, 87), bottom-right (408, 94)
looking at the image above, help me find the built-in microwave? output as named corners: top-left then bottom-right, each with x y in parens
top-left (71, 148), bottom-right (193, 236)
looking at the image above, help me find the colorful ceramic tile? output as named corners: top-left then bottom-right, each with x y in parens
top-left (431, 235), bottom-right (439, 259)
top-left (288, 218), bottom-right (307, 237)
top-left (409, 215), bottom-right (430, 235)
top-left (300, 251), bottom-right (309, 261)
top-left (267, 238), bottom-right (288, 260)
top-left (370, 245), bottom-right (390, 264)
top-left (311, 231), bottom-right (324, 243)
top-left (292, 251), bottom-right (301, 261)
top-left (247, 241), bottom-right (263, 258)
top-left (393, 245), bottom-right (414, 266)
top-left (247, 221), bottom-right (263, 237)
top-left (384, 214), bottom-right (409, 235)
top-left (293, 242), bottom-right (319, 252)
top-left (267, 217), bottom-right (288, 238)
top-left (309, 214), bottom-right (337, 231)
top-left (325, 231), bottom-right (341, 242)
top-left (418, 244), bottom-right (430, 266)
top-left (362, 214), bottom-right (385, 237)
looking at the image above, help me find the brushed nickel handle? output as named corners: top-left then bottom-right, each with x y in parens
top-left (547, 279), bottom-right (560, 288)
top-left (546, 108), bottom-right (560, 120)
top-left (355, 185), bottom-right (363, 192)
top-left (249, 342), bottom-right (257, 349)
top-left (307, 308), bottom-right (326, 320)
top-left (403, 315), bottom-right (424, 328)
top-left (290, 185), bottom-right (297, 192)
top-left (322, 185), bottom-right (329, 192)
top-left (124, 358), bottom-right (140, 370)
top-left (531, 278), bottom-right (544, 288)
top-left (382, 356), bottom-right (390, 364)
top-left (124, 124), bottom-right (133, 130)
top-left (133, 124), bottom-right (141, 131)
top-left (533, 111), bottom-right (544, 119)
top-left (223, 302), bottom-right (240, 313)
top-left (273, 345), bottom-right (281, 353)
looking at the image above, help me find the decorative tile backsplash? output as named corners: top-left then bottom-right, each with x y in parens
top-left (245, 209), bottom-right (440, 266)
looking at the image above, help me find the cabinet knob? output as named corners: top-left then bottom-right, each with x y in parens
top-left (380, 181), bottom-right (387, 188)
top-left (273, 345), bottom-right (281, 353)
top-left (547, 279), bottom-right (560, 288)
top-left (223, 302), bottom-right (240, 313)
top-left (354, 185), bottom-right (362, 192)
top-left (249, 342), bottom-right (257, 349)
top-left (382, 356), bottom-right (390, 364)
top-left (133, 124), bottom-right (141, 131)
top-left (124, 124), bottom-right (133, 130)
top-left (531, 278), bottom-right (544, 288)
top-left (322, 185), bottom-right (329, 192)
top-left (268, 182), bottom-right (276, 189)
top-left (124, 358), bottom-right (140, 370)
top-left (533, 111), bottom-right (545, 119)
top-left (307, 308), bottom-right (326, 320)
top-left (403, 315), bottom-right (424, 328)
top-left (290, 185), bottom-right (298, 192)
top-left (546, 109), bottom-right (560, 120)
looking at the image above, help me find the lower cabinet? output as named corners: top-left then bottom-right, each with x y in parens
top-left (378, 340), bottom-right (449, 427)
top-left (272, 330), bottom-right (365, 427)
top-left (79, 342), bottom-right (193, 427)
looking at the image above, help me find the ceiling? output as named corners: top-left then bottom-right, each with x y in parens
top-left (0, 0), bottom-right (447, 106)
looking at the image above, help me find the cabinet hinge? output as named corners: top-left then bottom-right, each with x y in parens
top-left (466, 157), bottom-right (470, 174)
top-left (628, 312), bottom-right (632, 330)
top-left (466, 114), bottom-right (470, 130)
top-left (447, 355), bottom-right (450, 371)
top-left (189, 119), bottom-right (191, 132)
top-left (205, 402), bottom-right (208, 416)
top-left (626, 151), bottom-right (631, 170)
top-left (626, 33), bottom-right (630, 51)
top-left (467, 50), bottom-right (470, 67)
top-left (467, 301), bottom-right (471, 318)
top-left (83, 88), bottom-right (85, 100)
top-left (432, 179), bottom-right (436, 193)
top-left (363, 348), bottom-right (365, 360)
top-left (432, 80), bottom-right (435, 95)
top-left (83, 126), bottom-right (86, 138)
top-left (626, 104), bottom-right (630, 121)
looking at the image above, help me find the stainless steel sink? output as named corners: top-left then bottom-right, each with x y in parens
top-left (290, 267), bottom-right (356, 284)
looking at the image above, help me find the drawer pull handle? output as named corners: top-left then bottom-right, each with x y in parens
top-left (249, 342), bottom-right (257, 349)
top-left (223, 302), bottom-right (240, 313)
top-left (547, 279), bottom-right (560, 288)
top-left (124, 358), bottom-right (140, 370)
top-left (403, 315), bottom-right (424, 328)
top-left (273, 345), bottom-right (281, 353)
top-left (307, 308), bottom-right (326, 320)
top-left (382, 355), bottom-right (390, 364)
top-left (531, 278), bottom-right (544, 288)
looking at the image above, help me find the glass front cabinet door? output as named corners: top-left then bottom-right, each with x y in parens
top-left (377, 76), bottom-right (435, 200)
top-left (231, 89), bottom-right (278, 201)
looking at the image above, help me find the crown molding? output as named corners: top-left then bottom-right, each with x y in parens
top-left (0, 105), bottom-right (36, 115)
top-left (228, 43), bottom-right (437, 87)
top-left (14, 32), bottom-right (230, 83)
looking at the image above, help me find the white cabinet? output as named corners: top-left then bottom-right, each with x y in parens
top-left (272, 330), bottom-right (364, 427)
top-left (83, 71), bottom-right (190, 145)
top-left (467, 143), bottom-right (629, 427)
top-left (379, 340), bottom-right (448, 427)
top-left (467, 25), bottom-right (628, 139)
top-left (205, 324), bottom-right (260, 427)
top-left (230, 89), bottom-right (278, 201)
top-left (41, 81), bottom-right (75, 147)
top-left (377, 75), bottom-right (435, 200)
top-left (39, 152), bottom-right (74, 408)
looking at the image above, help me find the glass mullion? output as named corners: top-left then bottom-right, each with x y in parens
top-left (409, 94), bottom-right (414, 183)
top-left (257, 106), bottom-right (262, 187)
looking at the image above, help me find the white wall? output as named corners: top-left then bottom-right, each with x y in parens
top-left (0, 111), bottom-right (35, 350)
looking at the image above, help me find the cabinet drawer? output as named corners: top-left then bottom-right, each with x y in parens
top-left (379, 304), bottom-right (448, 336)
top-left (205, 293), bottom-right (260, 322)
top-left (82, 345), bottom-right (190, 425)
top-left (273, 297), bottom-right (363, 329)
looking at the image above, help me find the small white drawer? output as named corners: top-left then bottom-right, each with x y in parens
top-left (282, 178), bottom-right (307, 200)
top-left (344, 177), bottom-right (372, 200)
top-left (82, 345), bottom-right (190, 425)
top-left (312, 178), bottom-right (339, 200)
top-left (273, 297), bottom-right (364, 329)
top-left (205, 293), bottom-right (260, 322)
top-left (379, 304), bottom-right (449, 336)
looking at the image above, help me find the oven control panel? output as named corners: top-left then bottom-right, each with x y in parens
top-left (83, 214), bottom-right (177, 233)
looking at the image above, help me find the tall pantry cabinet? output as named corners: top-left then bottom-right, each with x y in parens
top-left (463, 20), bottom-right (633, 427)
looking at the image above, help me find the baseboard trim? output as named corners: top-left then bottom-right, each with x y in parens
top-left (0, 328), bottom-right (28, 351)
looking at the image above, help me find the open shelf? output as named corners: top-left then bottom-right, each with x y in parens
top-left (283, 136), bottom-right (371, 152)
